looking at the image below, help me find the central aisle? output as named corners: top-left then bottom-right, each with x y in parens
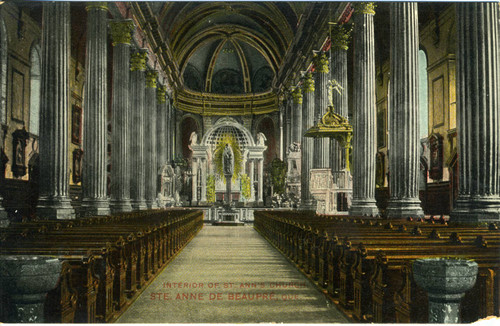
top-left (117, 225), bottom-right (349, 323)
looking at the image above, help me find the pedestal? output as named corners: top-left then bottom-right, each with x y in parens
top-left (413, 258), bottom-right (478, 323)
top-left (0, 256), bottom-right (62, 323)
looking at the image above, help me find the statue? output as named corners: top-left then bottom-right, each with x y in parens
top-left (189, 131), bottom-right (198, 147)
top-left (174, 166), bottom-right (182, 206)
top-left (223, 144), bottom-right (234, 176)
top-left (256, 132), bottom-right (266, 146)
top-left (288, 142), bottom-right (301, 153)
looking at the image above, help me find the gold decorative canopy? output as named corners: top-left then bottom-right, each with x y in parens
top-left (304, 106), bottom-right (353, 170)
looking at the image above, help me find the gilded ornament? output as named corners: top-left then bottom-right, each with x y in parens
top-left (291, 87), bottom-right (303, 105)
top-left (86, 2), bottom-right (108, 11)
top-left (352, 2), bottom-right (376, 15)
top-left (130, 50), bottom-right (147, 72)
top-left (330, 23), bottom-right (352, 51)
top-left (146, 70), bottom-right (158, 88)
top-left (157, 85), bottom-right (167, 103)
top-left (302, 72), bottom-right (315, 93)
top-left (313, 52), bottom-right (329, 74)
top-left (109, 20), bottom-right (135, 46)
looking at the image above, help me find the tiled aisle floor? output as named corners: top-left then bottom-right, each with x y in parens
top-left (117, 225), bottom-right (349, 323)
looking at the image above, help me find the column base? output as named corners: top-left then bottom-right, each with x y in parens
top-left (349, 198), bottom-right (379, 217)
top-left (450, 195), bottom-right (500, 223)
top-left (386, 198), bottom-right (424, 219)
top-left (299, 199), bottom-right (316, 211)
top-left (110, 199), bottom-right (133, 214)
top-left (36, 197), bottom-right (75, 219)
top-left (146, 200), bottom-right (158, 209)
top-left (131, 200), bottom-right (148, 211)
top-left (80, 198), bottom-right (110, 217)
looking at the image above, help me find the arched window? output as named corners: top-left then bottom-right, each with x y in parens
top-left (0, 14), bottom-right (7, 126)
top-left (418, 49), bottom-right (429, 139)
top-left (29, 44), bottom-right (41, 136)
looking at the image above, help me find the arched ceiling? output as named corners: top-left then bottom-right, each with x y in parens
top-left (151, 2), bottom-right (307, 95)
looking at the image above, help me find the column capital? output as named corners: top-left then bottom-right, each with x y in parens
top-left (301, 72), bottom-right (315, 93)
top-left (86, 2), bottom-right (108, 11)
top-left (352, 2), bottom-right (376, 15)
top-left (109, 19), bottom-right (135, 46)
top-left (157, 85), bottom-right (167, 103)
top-left (130, 49), bottom-right (148, 72)
top-left (330, 23), bottom-right (352, 51)
top-left (291, 86), bottom-right (303, 105)
top-left (313, 52), bottom-right (329, 74)
top-left (145, 70), bottom-right (158, 88)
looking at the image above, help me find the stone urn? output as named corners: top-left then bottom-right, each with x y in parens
top-left (0, 255), bottom-right (62, 323)
top-left (413, 258), bottom-right (478, 323)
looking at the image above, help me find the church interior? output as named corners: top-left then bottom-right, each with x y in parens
top-left (0, 1), bottom-right (499, 323)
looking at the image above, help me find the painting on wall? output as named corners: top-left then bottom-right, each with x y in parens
top-left (11, 69), bottom-right (25, 122)
top-left (71, 105), bottom-right (82, 145)
top-left (432, 76), bottom-right (445, 128)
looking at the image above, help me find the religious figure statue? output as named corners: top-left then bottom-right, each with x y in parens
top-left (256, 132), bottom-right (266, 146)
top-left (189, 131), bottom-right (198, 147)
top-left (288, 142), bottom-right (301, 153)
top-left (174, 166), bottom-right (182, 205)
top-left (223, 144), bottom-right (234, 176)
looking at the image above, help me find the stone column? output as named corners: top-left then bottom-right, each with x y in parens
top-left (291, 87), bottom-right (303, 144)
top-left (200, 158), bottom-right (207, 203)
top-left (129, 49), bottom-right (148, 210)
top-left (156, 85), bottom-right (167, 168)
top-left (36, 2), bottom-right (74, 219)
top-left (144, 69), bottom-right (158, 209)
top-left (313, 52), bottom-right (330, 168)
top-left (285, 95), bottom-right (292, 151)
top-left (300, 72), bottom-right (315, 208)
top-left (349, 3), bottom-right (379, 217)
top-left (257, 158), bottom-right (264, 204)
top-left (165, 98), bottom-right (172, 162)
top-left (330, 23), bottom-right (351, 172)
top-left (249, 159), bottom-right (255, 202)
top-left (191, 158), bottom-right (198, 205)
top-left (279, 105), bottom-right (284, 160)
top-left (450, 3), bottom-right (500, 223)
top-left (385, 3), bottom-right (424, 219)
top-left (81, 2), bottom-right (110, 217)
top-left (109, 19), bottom-right (134, 213)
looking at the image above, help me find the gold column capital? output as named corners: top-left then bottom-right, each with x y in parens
top-left (302, 72), bottom-right (315, 93)
top-left (86, 2), bottom-right (108, 11)
top-left (313, 52), bottom-right (329, 74)
top-left (130, 49), bottom-right (148, 72)
top-left (352, 2), bottom-right (376, 15)
top-left (291, 87), bottom-right (303, 105)
top-left (157, 85), bottom-right (167, 103)
top-left (109, 19), bottom-right (135, 46)
top-left (330, 23), bottom-right (352, 51)
top-left (146, 70), bottom-right (158, 88)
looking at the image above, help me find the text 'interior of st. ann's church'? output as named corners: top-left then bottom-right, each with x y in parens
top-left (0, 1), bottom-right (499, 324)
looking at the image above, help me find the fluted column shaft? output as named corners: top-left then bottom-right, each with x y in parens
top-left (330, 24), bottom-right (350, 171)
top-left (313, 53), bottom-right (330, 168)
top-left (386, 3), bottom-right (424, 219)
top-left (249, 159), bottom-right (255, 202)
top-left (291, 87), bottom-right (303, 144)
top-left (200, 159), bottom-right (207, 203)
top-left (257, 159), bottom-right (264, 204)
top-left (349, 3), bottom-right (379, 217)
top-left (129, 49), bottom-right (147, 210)
top-left (156, 85), bottom-right (167, 169)
top-left (192, 158), bottom-right (198, 204)
top-left (36, 2), bottom-right (74, 219)
top-left (109, 20), bottom-right (134, 213)
top-left (451, 3), bottom-right (500, 222)
top-left (300, 72), bottom-right (315, 208)
top-left (81, 3), bottom-right (110, 216)
top-left (285, 97), bottom-right (292, 150)
top-left (279, 107), bottom-right (284, 160)
top-left (145, 69), bottom-right (158, 209)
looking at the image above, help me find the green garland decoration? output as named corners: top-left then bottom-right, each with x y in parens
top-left (206, 174), bottom-right (216, 203)
top-left (214, 133), bottom-right (242, 182)
top-left (240, 174), bottom-right (251, 199)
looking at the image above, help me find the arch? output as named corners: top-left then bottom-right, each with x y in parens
top-left (0, 13), bottom-right (7, 126)
top-left (29, 42), bottom-right (41, 136)
top-left (418, 48), bottom-right (429, 140)
top-left (201, 117), bottom-right (255, 148)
